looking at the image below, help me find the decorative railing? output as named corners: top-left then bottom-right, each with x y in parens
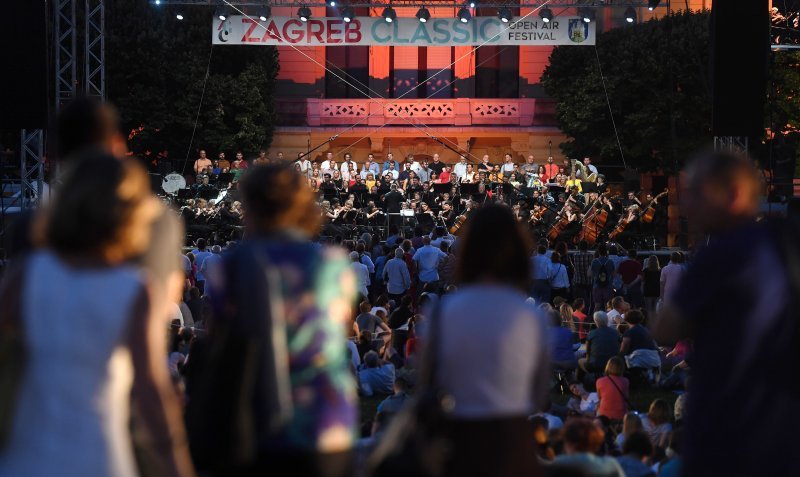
top-left (304, 98), bottom-right (543, 126)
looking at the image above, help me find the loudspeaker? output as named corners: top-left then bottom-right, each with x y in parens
top-left (0, 1), bottom-right (49, 130)
top-left (710, 1), bottom-right (770, 138)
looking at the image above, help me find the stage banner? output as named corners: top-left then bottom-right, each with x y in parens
top-left (213, 16), bottom-right (595, 46)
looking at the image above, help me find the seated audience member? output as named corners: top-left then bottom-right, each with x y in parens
top-left (358, 351), bottom-right (395, 397)
top-left (355, 301), bottom-right (389, 335)
top-left (642, 399), bottom-right (673, 451)
top-left (387, 295), bottom-right (414, 329)
top-left (549, 310), bottom-right (578, 371)
top-left (567, 382), bottom-right (599, 417)
top-left (657, 429), bottom-right (683, 477)
top-left (376, 372), bottom-right (412, 414)
top-left (356, 331), bottom-right (377, 360)
top-left (619, 310), bottom-right (660, 370)
top-left (596, 357), bottom-right (629, 421)
top-left (552, 418), bottom-right (625, 477)
top-left (614, 411), bottom-right (644, 449)
top-left (615, 431), bottom-right (655, 477)
top-left (572, 298), bottom-right (589, 341)
top-left (579, 312), bottom-right (620, 374)
top-left (606, 296), bottom-right (627, 328)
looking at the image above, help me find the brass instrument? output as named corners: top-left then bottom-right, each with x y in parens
top-left (571, 158), bottom-right (597, 183)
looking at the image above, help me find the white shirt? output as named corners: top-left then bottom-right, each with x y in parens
top-left (384, 169), bottom-right (399, 180)
top-left (341, 161), bottom-right (356, 175)
top-left (410, 161), bottom-right (422, 171)
top-left (502, 162), bottom-right (515, 172)
top-left (295, 159), bottom-right (311, 172)
top-left (351, 261), bottom-right (371, 298)
top-left (321, 159), bottom-right (333, 171)
top-left (607, 309), bottom-right (624, 327)
top-left (433, 285), bottom-right (549, 418)
top-left (453, 162), bottom-right (468, 178)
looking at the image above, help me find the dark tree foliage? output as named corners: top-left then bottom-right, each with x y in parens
top-left (542, 11), bottom-right (712, 173)
top-left (106, 1), bottom-right (278, 170)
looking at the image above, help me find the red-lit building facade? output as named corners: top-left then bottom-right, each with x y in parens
top-left (267, 1), bottom-right (711, 165)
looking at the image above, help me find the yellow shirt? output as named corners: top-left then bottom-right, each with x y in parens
top-left (566, 178), bottom-right (582, 192)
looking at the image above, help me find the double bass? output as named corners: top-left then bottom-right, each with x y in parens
top-left (575, 192), bottom-right (613, 246)
top-left (639, 189), bottom-right (668, 223)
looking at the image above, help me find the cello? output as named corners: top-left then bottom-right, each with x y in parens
top-left (639, 189), bottom-right (668, 223)
top-left (576, 192), bottom-right (613, 246)
top-left (608, 205), bottom-right (639, 239)
top-left (546, 196), bottom-right (577, 242)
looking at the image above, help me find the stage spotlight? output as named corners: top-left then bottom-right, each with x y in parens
top-left (176, 13), bottom-right (184, 20)
top-left (298, 6), bottom-right (311, 22)
top-left (257, 6), bottom-right (271, 21)
top-left (624, 6), bottom-right (636, 23)
top-left (416, 7), bottom-right (430, 23)
top-left (648, 0), bottom-right (660, 11)
top-left (539, 7), bottom-right (553, 23)
top-left (468, 1), bottom-right (476, 7)
top-left (216, 6), bottom-right (229, 21)
top-left (382, 7), bottom-right (396, 23)
top-left (579, 7), bottom-right (595, 23)
top-left (328, 0), bottom-right (336, 6)
top-left (498, 7), bottom-right (512, 23)
top-left (155, 0), bottom-right (161, 4)
top-left (458, 7), bottom-right (471, 23)
top-left (342, 7), bottom-right (354, 23)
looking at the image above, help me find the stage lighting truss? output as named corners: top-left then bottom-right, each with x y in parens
top-left (215, 5), bottom-right (229, 20)
top-left (498, 6), bottom-right (512, 23)
top-left (539, 7), bottom-right (553, 23)
top-left (256, 5), bottom-right (271, 21)
top-left (624, 6), bottom-right (636, 23)
top-left (416, 6), bottom-right (430, 23)
top-left (457, 6), bottom-right (471, 23)
top-left (579, 7), bottom-right (595, 23)
top-left (341, 6), bottom-right (354, 22)
top-left (382, 6), bottom-right (396, 22)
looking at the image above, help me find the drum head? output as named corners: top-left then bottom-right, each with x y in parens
top-left (162, 172), bottom-right (187, 194)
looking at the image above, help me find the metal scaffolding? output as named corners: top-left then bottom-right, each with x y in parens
top-left (85, 0), bottom-right (106, 99)
top-left (8, 0), bottom-right (106, 220)
top-left (20, 130), bottom-right (45, 208)
top-left (713, 136), bottom-right (749, 158)
top-left (56, 0), bottom-right (78, 107)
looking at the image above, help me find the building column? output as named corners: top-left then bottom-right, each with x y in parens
top-left (454, 46), bottom-right (475, 98)
top-left (370, 45), bottom-right (390, 98)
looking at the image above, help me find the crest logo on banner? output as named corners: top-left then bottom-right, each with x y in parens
top-left (568, 19), bottom-right (589, 43)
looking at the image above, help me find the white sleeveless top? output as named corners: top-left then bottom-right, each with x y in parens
top-left (0, 252), bottom-right (144, 477)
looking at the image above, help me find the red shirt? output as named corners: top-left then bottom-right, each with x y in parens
top-left (543, 163), bottom-right (559, 182)
top-left (573, 310), bottom-right (589, 340)
top-left (617, 259), bottom-right (643, 285)
top-left (439, 171), bottom-right (451, 183)
top-left (596, 375), bottom-right (629, 420)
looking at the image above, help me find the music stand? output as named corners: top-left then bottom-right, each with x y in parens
top-left (198, 189), bottom-right (218, 202)
top-left (217, 173), bottom-right (234, 184)
top-left (432, 183), bottom-right (450, 195)
top-left (460, 183), bottom-right (478, 196)
top-left (581, 182), bottom-right (599, 194)
top-left (177, 189), bottom-right (193, 201)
